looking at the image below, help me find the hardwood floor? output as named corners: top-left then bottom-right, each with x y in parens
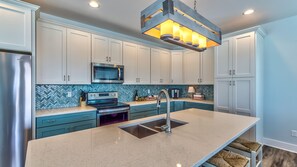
top-left (263, 145), bottom-right (297, 167)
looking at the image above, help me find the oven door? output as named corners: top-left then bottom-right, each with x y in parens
top-left (92, 63), bottom-right (124, 83)
top-left (97, 108), bottom-right (129, 126)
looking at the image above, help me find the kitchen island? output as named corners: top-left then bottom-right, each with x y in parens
top-left (26, 109), bottom-right (258, 167)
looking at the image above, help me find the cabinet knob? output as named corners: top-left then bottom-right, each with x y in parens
top-left (106, 56), bottom-right (108, 62)
top-left (229, 81), bottom-right (232, 86)
top-left (68, 75), bottom-right (70, 81)
top-left (229, 70), bottom-right (232, 76)
top-left (63, 75), bottom-right (66, 81)
top-left (233, 70), bottom-right (235, 75)
top-left (109, 57), bottom-right (111, 62)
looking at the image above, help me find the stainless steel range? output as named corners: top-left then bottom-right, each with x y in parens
top-left (86, 92), bottom-right (130, 126)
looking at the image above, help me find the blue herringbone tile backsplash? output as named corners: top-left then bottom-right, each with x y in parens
top-left (36, 84), bottom-right (213, 110)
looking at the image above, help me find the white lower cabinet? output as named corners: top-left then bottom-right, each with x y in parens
top-left (123, 42), bottom-right (150, 84)
top-left (0, 1), bottom-right (33, 52)
top-left (37, 21), bottom-right (91, 84)
top-left (151, 49), bottom-right (170, 84)
top-left (171, 51), bottom-right (183, 84)
top-left (215, 78), bottom-right (254, 115)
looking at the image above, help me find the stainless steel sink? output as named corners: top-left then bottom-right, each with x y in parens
top-left (141, 118), bottom-right (188, 132)
top-left (120, 125), bottom-right (158, 139)
top-left (120, 118), bottom-right (188, 138)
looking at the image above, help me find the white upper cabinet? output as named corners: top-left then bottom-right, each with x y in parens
top-left (215, 39), bottom-right (232, 78)
top-left (66, 29), bottom-right (91, 84)
top-left (37, 22), bottom-right (67, 84)
top-left (233, 32), bottom-right (255, 78)
top-left (160, 50), bottom-right (171, 84)
top-left (109, 39), bottom-right (122, 65)
top-left (91, 34), bottom-right (122, 65)
top-left (123, 42), bottom-right (138, 83)
top-left (171, 51), bottom-right (183, 84)
top-left (183, 50), bottom-right (200, 84)
top-left (200, 48), bottom-right (214, 85)
top-left (123, 42), bottom-right (150, 84)
top-left (137, 45), bottom-right (151, 84)
top-left (151, 48), bottom-right (170, 84)
top-left (0, 1), bottom-right (32, 52)
top-left (92, 34), bottom-right (109, 63)
top-left (215, 32), bottom-right (255, 78)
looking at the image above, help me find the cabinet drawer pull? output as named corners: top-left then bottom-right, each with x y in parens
top-left (109, 57), bottom-right (111, 62)
top-left (106, 56), bottom-right (108, 62)
top-left (233, 81), bottom-right (235, 86)
top-left (229, 81), bottom-right (232, 86)
top-left (233, 70), bottom-right (235, 75)
top-left (68, 75), bottom-right (70, 81)
top-left (47, 119), bottom-right (56, 123)
top-left (229, 70), bottom-right (232, 75)
top-left (63, 75), bottom-right (66, 81)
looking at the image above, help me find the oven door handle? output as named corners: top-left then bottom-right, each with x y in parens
top-left (98, 107), bottom-right (130, 115)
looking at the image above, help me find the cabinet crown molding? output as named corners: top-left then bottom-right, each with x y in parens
top-left (223, 26), bottom-right (266, 39)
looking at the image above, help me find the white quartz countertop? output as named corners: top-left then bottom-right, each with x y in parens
top-left (127, 98), bottom-right (214, 106)
top-left (26, 109), bottom-right (258, 167)
top-left (36, 106), bottom-right (97, 118)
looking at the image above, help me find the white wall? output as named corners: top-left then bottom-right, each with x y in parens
top-left (262, 15), bottom-right (297, 151)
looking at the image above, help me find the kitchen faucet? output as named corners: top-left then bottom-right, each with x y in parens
top-left (156, 89), bottom-right (171, 133)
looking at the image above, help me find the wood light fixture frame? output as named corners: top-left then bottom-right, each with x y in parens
top-left (141, 0), bottom-right (222, 52)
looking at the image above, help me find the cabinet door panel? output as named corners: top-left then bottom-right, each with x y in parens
top-left (214, 79), bottom-right (232, 113)
top-left (0, 2), bottom-right (31, 52)
top-left (183, 50), bottom-right (200, 84)
top-left (171, 51), bottom-right (183, 84)
top-left (67, 29), bottom-right (91, 84)
top-left (37, 22), bottom-right (66, 84)
top-left (233, 78), bottom-right (254, 116)
top-left (233, 32), bottom-right (255, 77)
top-left (200, 48), bottom-right (214, 85)
top-left (151, 49), bottom-right (161, 84)
top-left (137, 45), bottom-right (151, 83)
top-left (160, 51), bottom-right (171, 84)
top-left (123, 42), bottom-right (138, 83)
top-left (109, 39), bottom-right (122, 65)
top-left (92, 34), bottom-right (109, 63)
top-left (215, 39), bottom-right (232, 78)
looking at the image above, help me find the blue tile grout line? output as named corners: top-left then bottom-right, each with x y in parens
top-left (36, 84), bottom-right (214, 110)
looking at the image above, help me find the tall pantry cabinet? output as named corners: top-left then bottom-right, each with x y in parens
top-left (214, 27), bottom-right (265, 142)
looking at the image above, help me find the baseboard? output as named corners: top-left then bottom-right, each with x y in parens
top-left (263, 138), bottom-right (297, 154)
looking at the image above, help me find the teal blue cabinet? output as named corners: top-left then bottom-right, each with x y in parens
top-left (184, 102), bottom-right (214, 111)
top-left (36, 111), bottom-right (97, 139)
top-left (36, 120), bottom-right (96, 139)
top-left (129, 104), bottom-right (158, 120)
top-left (173, 101), bottom-right (185, 111)
top-left (159, 102), bottom-right (175, 114)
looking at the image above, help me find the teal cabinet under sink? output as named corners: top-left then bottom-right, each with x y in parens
top-left (184, 102), bottom-right (214, 111)
top-left (36, 111), bottom-right (97, 139)
top-left (129, 101), bottom-right (213, 121)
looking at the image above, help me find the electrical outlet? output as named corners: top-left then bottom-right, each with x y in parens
top-left (291, 130), bottom-right (297, 137)
top-left (148, 89), bottom-right (151, 94)
top-left (67, 92), bottom-right (72, 98)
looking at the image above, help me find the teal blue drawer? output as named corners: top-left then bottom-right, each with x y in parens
top-left (36, 120), bottom-right (96, 139)
top-left (129, 110), bottom-right (158, 120)
top-left (184, 102), bottom-right (214, 111)
top-left (36, 111), bottom-right (96, 128)
top-left (130, 104), bottom-right (157, 113)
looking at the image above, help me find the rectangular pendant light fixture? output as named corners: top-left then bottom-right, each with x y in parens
top-left (141, 0), bottom-right (221, 52)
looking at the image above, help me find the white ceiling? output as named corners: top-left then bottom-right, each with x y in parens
top-left (24, 0), bottom-right (297, 48)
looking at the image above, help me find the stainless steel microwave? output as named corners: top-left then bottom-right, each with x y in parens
top-left (91, 63), bottom-right (124, 83)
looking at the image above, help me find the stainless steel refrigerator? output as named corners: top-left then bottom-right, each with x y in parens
top-left (0, 50), bottom-right (32, 167)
